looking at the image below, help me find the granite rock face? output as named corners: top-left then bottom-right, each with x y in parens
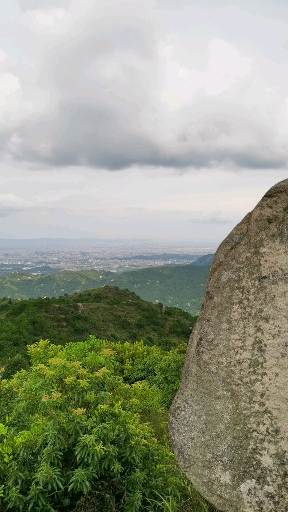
top-left (169, 179), bottom-right (288, 512)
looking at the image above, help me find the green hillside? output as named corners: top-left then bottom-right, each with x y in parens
top-left (0, 286), bottom-right (196, 366)
top-left (0, 286), bottom-right (219, 511)
top-left (111, 264), bottom-right (209, 313)
top-left (0, 263), bottom-right (210, 315)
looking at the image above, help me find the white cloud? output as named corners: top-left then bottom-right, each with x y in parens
top-left (0, 193), bottom-right (25, 206)
top-left (0, 192), bottom-right (26, 217)
top-left (160, 37), bottom-right (252, 110)
top-left (204, 39), bottom-right (252, 96)
top-left (35, 8), bottom-right (66, 27)
top-left (17, 0), bottom-right (72, 11)
top-left (0, 0), bottom-right (285, 171)
top-left (0, 159), bottom-right (286, 239)
top-left (19, 7), bottom-right (69, 34)
top-left (0, 49), bottom-right (6, 65)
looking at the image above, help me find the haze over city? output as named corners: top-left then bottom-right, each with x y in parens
top-left (0, 0), bottom-right (287, 243)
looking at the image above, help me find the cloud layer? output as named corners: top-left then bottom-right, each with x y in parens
top-left (0, 0), bottom-right (287, 171)
top-left (0, 160), bottom-right (286, 240)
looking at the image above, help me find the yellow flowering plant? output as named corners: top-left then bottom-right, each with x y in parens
top-left (0, 337), bottom-right (194, 512)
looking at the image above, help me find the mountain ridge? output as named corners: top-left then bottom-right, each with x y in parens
top-left (0, 259), bottom-right (211, 315)
top-left (0, 285), bottom-right (196, 365)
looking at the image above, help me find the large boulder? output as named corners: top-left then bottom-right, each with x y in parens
top-left (169, 179), bottom-right (288, 512)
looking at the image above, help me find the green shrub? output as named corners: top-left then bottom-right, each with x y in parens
top-left (2, 354), bottom-right (30, 380)
top-left (0, 338), bottom-right (190, 511)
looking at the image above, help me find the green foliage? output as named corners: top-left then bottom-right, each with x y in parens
top-left (0, 263), bottom-right (210, 315)
top-left (110, 340), bottom-right (187, 408)
top-left (0, 337), bottom-right (213, 511)
top-left (0, 287), bottom-right (197, 364)
top-left (1, 354), bottom-right (30, 380)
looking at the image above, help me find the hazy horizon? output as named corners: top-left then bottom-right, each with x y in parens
top-left (0, 236), bottom-right (217, 248)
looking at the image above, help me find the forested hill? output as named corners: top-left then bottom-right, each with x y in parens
top-left (0, 285), bottom-right (216, 511)
top-left (0, 286), bottom-right (196, 368)
top-left (0, 262), bottom-right (210, 315)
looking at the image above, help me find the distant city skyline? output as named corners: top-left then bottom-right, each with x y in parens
top-left (0, 237), bottom-right (215, 278)
top-left (0, 1), bottom-right (287, 242)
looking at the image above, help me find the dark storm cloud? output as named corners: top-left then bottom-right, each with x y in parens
top-left (17, 103), bottom-right (162, 169)
top-left (12, 96), bottom-right (287, 171)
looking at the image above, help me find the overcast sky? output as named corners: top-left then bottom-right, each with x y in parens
top-left (0, 0), bottom-right (287, 244)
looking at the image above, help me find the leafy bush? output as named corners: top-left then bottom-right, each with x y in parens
top-left (0, 337), bottom-right (198, 512)
top-left (2, 354), bottom-right (30, 380)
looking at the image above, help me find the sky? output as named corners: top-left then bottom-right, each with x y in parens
top-left (0, 0), bottom-right (287, 244)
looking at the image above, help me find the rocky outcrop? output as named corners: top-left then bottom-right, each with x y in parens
top-left (74, 303), bottom-right (84, 313)
top-left (169, 179), bottom-right (288, 511)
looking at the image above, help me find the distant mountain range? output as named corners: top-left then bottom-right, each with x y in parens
top-left (0, 255), bottom-right (214, 315)
top-left (192, 254), bottom-right (214, 266)
top-left (113, 253), bottom-right (203, 262)
top-left (114, 253), bottom-right (215, 264)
